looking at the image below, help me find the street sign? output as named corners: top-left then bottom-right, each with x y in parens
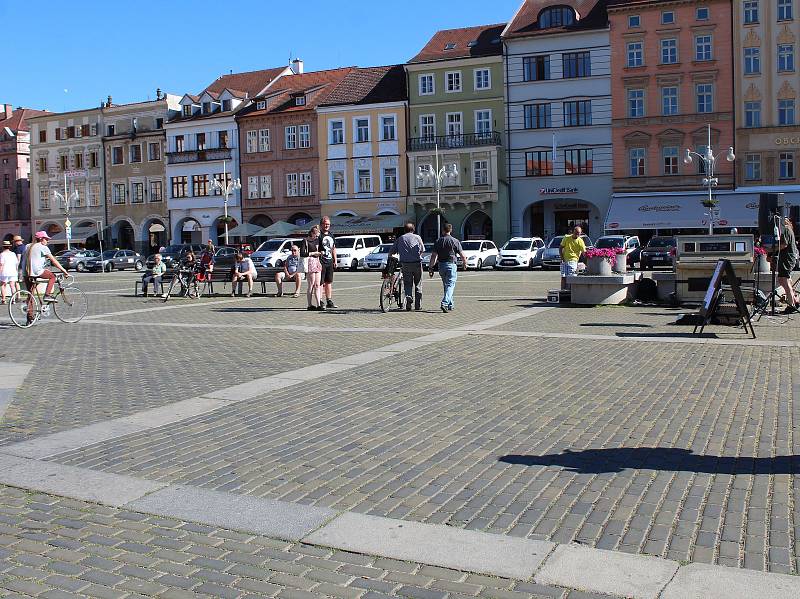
top-left (66, 226), bottom-right (72, 239)
top-left (64, 219), bottom-right (72, 228)
top-left (64, 170), bottom-right (87, 179)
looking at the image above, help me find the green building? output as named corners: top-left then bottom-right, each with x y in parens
top-left (405, 23), bottom-right (510, 244)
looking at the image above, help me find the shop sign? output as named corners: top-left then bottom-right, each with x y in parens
top-left (775, 136), bottom-right (800, 146)
top-left (377, 201), bottom-right (398, 209)
top-left (540, 187), bottom-right (577, 195)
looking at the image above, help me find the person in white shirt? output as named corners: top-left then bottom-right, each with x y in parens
top-left (19, 231), bottom-right (69, 324)
top-left (0, 240), bottom-right (20, 304)
top-left (231, 252), bottom-right (257, 297)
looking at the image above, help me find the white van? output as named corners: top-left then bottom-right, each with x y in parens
top-left (334, 235), bottom-right (383, 270)
top-left (251, 237), bottom-right (302, 268)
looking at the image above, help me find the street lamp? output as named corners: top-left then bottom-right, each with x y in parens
top-left (683, 124), bottom-right (735, 235)
top-left (52, 174), bottom-right (79, 250)
top-left (209, 161), bottom-right (241, 246)
top-left (415, 143), bottom-right (459, 236)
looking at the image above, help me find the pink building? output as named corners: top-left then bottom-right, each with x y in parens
top-left (0, 104), bottom-right (48, 241)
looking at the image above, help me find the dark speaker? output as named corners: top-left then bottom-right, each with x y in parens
top-left (759, 193), bottom-right (785, 234)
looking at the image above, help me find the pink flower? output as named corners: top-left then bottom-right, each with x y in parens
top-left (585, 247), bottom-right (618, 266)
top-left (754, 246), bottom-right (767, 256)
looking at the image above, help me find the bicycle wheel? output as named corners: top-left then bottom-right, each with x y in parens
top-left (379, 278), bottom-right (394, 313)
top-left (54, 285), bottom-right (88, 323)
top-left (8, 289), bottom-right (39, 328)
top-left (393, 275), bottom-right (404, 307)
top-left (163, 274), bottom-right (185, 302)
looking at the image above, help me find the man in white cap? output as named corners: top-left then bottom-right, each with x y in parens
top-left (20, 231), bottom-right (68, 309)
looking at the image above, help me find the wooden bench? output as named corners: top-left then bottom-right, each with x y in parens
top-left (134, 266), bottom-right (304, 297)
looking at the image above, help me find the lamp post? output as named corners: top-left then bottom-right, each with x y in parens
top-left (209, 161), bottom-right (241, 246)
top-left (683, 124), bottom-right (735, 235)
top-left (415, 143), bottom-right (459, 237)
top-left (52, 174), bottom-right (79, 250)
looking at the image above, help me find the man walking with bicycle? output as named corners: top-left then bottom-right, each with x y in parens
top-left (20, 231), bottom-right (69, 324)
top-left (391, 222), bottom-right (425, 311)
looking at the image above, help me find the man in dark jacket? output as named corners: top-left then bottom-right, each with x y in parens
top-left (391, 222), bottom-right (425, 311)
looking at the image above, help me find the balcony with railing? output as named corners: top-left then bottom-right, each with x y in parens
top-left (166, 147), bottom-right (232, 164)
top-left (408, 132), bottom-right (501, 152)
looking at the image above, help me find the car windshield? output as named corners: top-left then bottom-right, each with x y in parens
top-left (256, 240), bottom-right (284, 252)
top-left (503, 241), bottom-right (532, 251)
top-left (647, 237), bottom-right (675, 248)
top-left (423, 244), bottom-right (433, 252)
top-left (101, 251), bottom-right (117, 259)
top-left (335, 238), bottom-right (356, 248)
top-left (373, 244), bottom-right (392, 253)
top-left (596, 238), bottom-right (625, 249)
top-left (462, 242), bottom-right (482, 251)
top-left (547, 236), bottom-right (564, 249)
top-left (56, 250), bottom-right (75, 257)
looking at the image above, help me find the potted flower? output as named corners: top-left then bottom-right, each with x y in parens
top-left (753, 246), bottom-right (769, 273)
top-left (612, 247), bottom-right (627, 273)
top-left (584, 248), bottom-right (617, 276)
top-left (701, 198), bottom-right (718, 208)
top-left (429, 207), bottom-right (446, 217)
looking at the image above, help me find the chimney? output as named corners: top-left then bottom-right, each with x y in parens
top-left (291, 59), bottom-right (304, 75)
top-left (2, 104), bottom-right (12, 120)
top-left (156, 88), bottom-right (162, 100)
top-left (106, 95), bottom-right (113, 107)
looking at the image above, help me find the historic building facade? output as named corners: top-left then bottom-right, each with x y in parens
top-left (0, 105), bottom-right (48, 242)
top-left (316, 66), bottom-right (409, 230)
top-left (165, 65), bottom-right (292, 245)
top-left (28, 106), bottom-right (105, 247)
top-left (103, 93), bottom-right (180, 254)
top-left (734, 0), bottom-right (800, 216)
top-left (406, 24), bottom-right (510, 243)
top-left (504, 0), bottom-right (613, 241)
top-left (236, 67), bottom-right (353, 228)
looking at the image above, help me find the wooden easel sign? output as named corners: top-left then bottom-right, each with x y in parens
top-left (693, 259), bottom-right (756, 338)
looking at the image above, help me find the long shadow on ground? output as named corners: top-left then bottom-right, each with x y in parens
top-left (499, 447), bottom-right (798, 475)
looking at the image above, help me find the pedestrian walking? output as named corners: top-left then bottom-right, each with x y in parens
top-left (776, 217), bottom-right (799, 314)
top-left (141, 254), bottom-right (166, 297)
top-left (275, 245), bottom-right (302, 298)
top-left (319, 216), bottom-right (337, 309)
top-left (391, 222), bottom-right (425, 311)
top-left (231, 252), bottom-right (256, 297)
top-left (12, 235), bottom-right (25, 259)
top-left (560, 226), bottom-right (586, 290)
top-left (428, 223), bottom-right (468, 313)
top-left (0, 240), bottom-right (20, 304)
top-left (301, 226), bottom-right (324, 310)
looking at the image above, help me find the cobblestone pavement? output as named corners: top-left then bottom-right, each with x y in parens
top-left (0, 485), bottom-right (611, 599)
top-left (1, 269), bottom-right (799, 596)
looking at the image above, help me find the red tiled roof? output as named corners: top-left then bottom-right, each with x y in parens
top-left (320, 66), bottom-right (407, 107)
top-left (0, 108), bottom-right (50, 132)
top-left (503, 0), bottom-right (609, 39)
top-left (202, 66), bottom-right (288, 96)
top-left (408, 24), bottom-right (505, 64)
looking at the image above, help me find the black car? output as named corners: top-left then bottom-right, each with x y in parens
top-left (639, 236), bottom-right (676, 270)
top-left (146, 244), bottom-right (206, 271)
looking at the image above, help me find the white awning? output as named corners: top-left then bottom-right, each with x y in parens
top-left (605, 192), bottom-right (759, 231)
top-left (148, 223), bottom-right (166, 233)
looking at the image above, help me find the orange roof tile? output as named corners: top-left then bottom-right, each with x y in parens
top-left (408, 24), bottom-right (505, 63)
top-left (0, 108), bottom-right (50, 133)
top-left (202, 66), bottom-right (289, 97)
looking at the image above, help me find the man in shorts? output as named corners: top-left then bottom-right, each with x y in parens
top-left (231, 252), bottom-right (257, 297)
top-left (275, 245), bottom-right (302, 298)
top-left (318, 216), bottom-right (337, 308)
top-left (777, 217), bottom-right (799, 314)
top-left (560, 226), bottom-right (586, 289)
top-left (20, 231), bottom-right (69, 323)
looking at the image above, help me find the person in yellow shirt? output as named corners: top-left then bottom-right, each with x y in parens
top-left (560, 226), bottom-right (586, 289)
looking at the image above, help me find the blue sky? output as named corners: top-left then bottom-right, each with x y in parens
top-left (4, 0), bottom-right (518, 113)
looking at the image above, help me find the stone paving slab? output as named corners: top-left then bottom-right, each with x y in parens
top-left (660, 562), bottom-right (800, 599)
top-left (49, 334), bottom-right (800, 573)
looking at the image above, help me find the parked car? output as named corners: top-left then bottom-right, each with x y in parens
top-left (334, 235), bottom-right (382, 270)
top-left (495, 237), bottom-right (545, 270)
top-left (86, 250), bottom-right (144, 272)
top-left (541, 234), bottom-right (594, 269)
top-left (210, 246), bottom-right (239, 271)
top-left (55, 249), bottom-right (100, 272)
top-left (595, 235), bottom-right (641, 268)
top-left (639, 236), bottom-right (675, 270)
top-left (250, 238), bottom-right (302, 268)
top-left (421, 243), bottom-right (434, 269)
top-left (456, 240), bottom-right (499, 270)
top-left (365, 244), bottom-right (394, 271)
top-left (146, 244), bottom-right (206, 271)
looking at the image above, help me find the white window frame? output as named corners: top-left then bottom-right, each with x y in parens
top-left (380, 115), bottom-right (396, 141)
top-left (445, 71), bottom-right (462, 93)
top-left (259, 175), bottom-right (272, 198)
top-left (446, 112), bottom-right (463, 137)
top-left (474, 68), bottom-right (491, 91)
top-left (696, 83), bottom-right (713, 114)
top-left (661, 38), bottom-right (678, 65)
top-left (256, 100), bottom-right (266, 110)
top-left (39, 188), bottom-right (50, 209)
top-left (247, 176), bottom-right (259, 199)
top-left (628, 15), bottom-right (641, 27)
top-left (111, 146), bottom-right (123, 165)
top-left (113, 183), bottom-right (126, 204)
top-left (628, 89), bottom-right (645, 118)
top-left (661, 87), bottom-right (679, 116)
top-left (148, 142), bottom-right (161, 161)
top-left (355, 118), bottom-right (370, 143)
top-left (661, 10), bottom-right (675, 24)
top-left (662, 146), bottom-right (679, 175)
top-left (131, 181), bottom-right (145, 203)
top-left (129, 144), bottom-right (142, 164)
top-left (357, 168), bottom-right (372, 193)
top-left (778, 44), bottom-right (795, 72)
top-left (627, 41), bottom-right (644, 67)
top-left (331, 170), bottom-right (346, 194)
top-left (299, 124), bottom-right (311, 149)
top-left (778, 0), bottom-right (793, 21)
top-left (695, 35), bottom-right (712, 61)
top-left (246, 130), bottom-right (258, 153)
top-left (745, 153), bottom-right (762, 180)
top-left (744, 47), bottom-right (760, 74)
top-left (330, 120), bottom-right (344, 145)
top-left (286, 173), bottom-right (299, 196)
top-left (696, 6), bottom-right (710, 20)
top-left (299, 172), bottom-right (312, 196)
top-left (419, 73), bottom-right (435, 96)
top-left (630, 148), bottom-right (646, 176)
top-left (285, 126), bottom-right (297, 150)
top-left (149, 180), bottom-right (163, 202)
top-left (473, 160), bottom-right (489, 186)
top-left (420, 114), bottom-right (436, 139)
top-left (744, 0), bottom-right (759, 23)
top-left (475, 109), bottom-right (492, 135)
top-left (381, 167), bottom-right (398, 192)
top-left (258, 129), bottom-right (271, 152)
top-left (779, 99), bottom-right (796, 125)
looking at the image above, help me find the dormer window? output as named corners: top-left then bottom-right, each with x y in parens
top-left (182, 105), bottom-right (192, 117)
top-left (538, 6), bottom-right (576, 29)
top-left (202, 102), bottom-right (211, 114)
top-left (257, 100), bottom-right (266, 110)
top-left (222, 99), bottom-right (232, 111)
top-left (444, 43), bottom-right (457, 50)
top-left (467, 41), bottom-right (478, 47)
top-left (295, 96), bottom-right (306, 106)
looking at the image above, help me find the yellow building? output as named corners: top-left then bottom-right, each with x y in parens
top-left (316, 66), bottom-right (409, 235)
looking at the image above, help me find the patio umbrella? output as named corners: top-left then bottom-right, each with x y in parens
top-left (226, 222), bottom-right (265, 238)
top-left (253, 221), bottom-right (307, 238)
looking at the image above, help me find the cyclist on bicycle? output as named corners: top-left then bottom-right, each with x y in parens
top-left (20, 231), bottom-right (69, 323)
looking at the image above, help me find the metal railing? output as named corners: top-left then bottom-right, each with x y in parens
top-left (408, 131), bottom-right (501, 152)
top-left (166, 147), bottom-right (232, 164)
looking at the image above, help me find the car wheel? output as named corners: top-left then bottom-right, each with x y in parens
top-left (76, 262), bottom-right (86, 273)
top-left (529, 259), bottom-right (535, 270)
top-left (476, 259), bottom-right (483, 270)
top-left (275, 259), bottom-right (283, 268)
top-left (105, 263), bottom-right (113, 272)
top-left (350, 259), bottom-right (358, 271)
top-left (134, 261), bottom-right (144, 272)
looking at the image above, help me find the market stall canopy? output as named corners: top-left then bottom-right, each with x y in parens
top-left (226, 222), bottom-right (265, 238)
top-left (330, 214), bottom-right (406, 235)
top-left (253, 220), bottom-right (307, 238)
top-left (605, 193), bottom-right (759, 231)
top-left (49, 225), bottom-right (98, 243)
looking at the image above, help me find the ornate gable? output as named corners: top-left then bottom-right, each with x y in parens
top-left (777, 25), bottom-right (796, 46)
top-left (778, 80), bottom-right (797, 100)
top-left (743, 30), bottom-right (761, 48)
top-left (744, 83), bottom-right (762, 102)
